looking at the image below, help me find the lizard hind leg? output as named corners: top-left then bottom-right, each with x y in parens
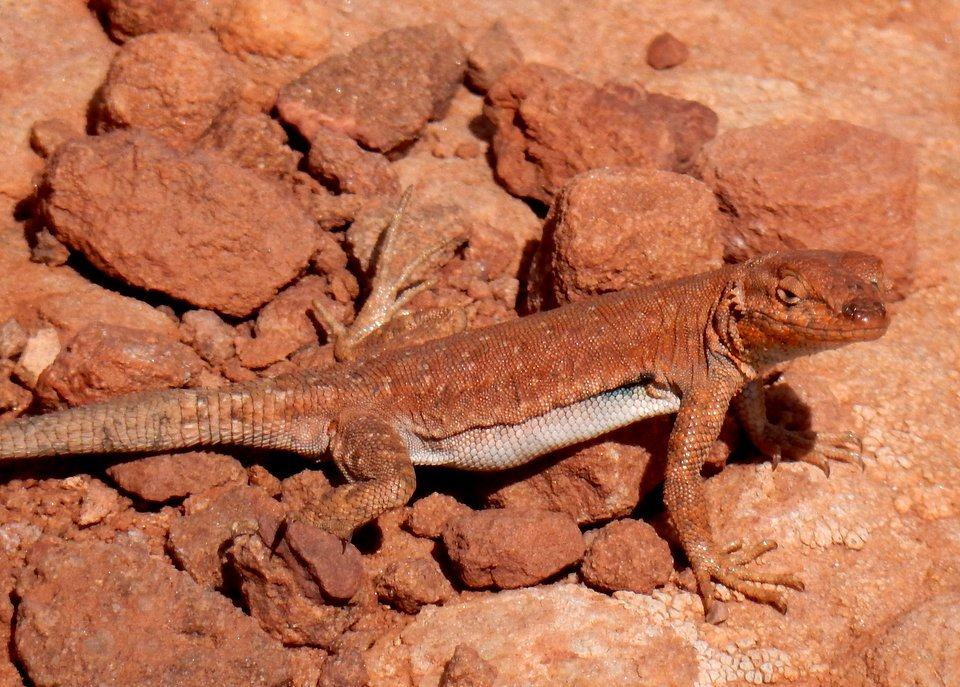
top-left (313, 186), bottom-right (468, 362)
top-left (293, 412), bottom-right (416, 540)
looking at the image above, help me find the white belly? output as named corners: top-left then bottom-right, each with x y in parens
top-left (406, 384), bottom-right (681, 471)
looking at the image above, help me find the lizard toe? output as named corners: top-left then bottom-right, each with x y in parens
top-left (695, 539), bottom-right (803, 618)
top-left (786, 429), bottom-right (865, 475)
top-left (722, 538), bottom-right (779, 566)
top-left (714, 569), bottom-right (792, 614)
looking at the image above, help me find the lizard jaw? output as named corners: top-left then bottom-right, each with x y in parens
top-left (745, 309), bottom-right (889, 344)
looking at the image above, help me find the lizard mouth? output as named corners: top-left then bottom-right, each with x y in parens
top-left (749, 311), bottom-right (889, 341)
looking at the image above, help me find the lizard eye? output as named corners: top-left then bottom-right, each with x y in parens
top-left (776, 275), bottom-right (806, 306)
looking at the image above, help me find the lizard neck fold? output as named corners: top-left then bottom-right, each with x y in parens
top-left (707, 277), bottom-right (759, 382)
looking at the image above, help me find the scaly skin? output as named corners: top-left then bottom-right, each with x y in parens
top-left (0, 248), bottom-right (889, 622)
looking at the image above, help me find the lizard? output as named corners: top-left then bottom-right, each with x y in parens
top-left (0, 194), bottom-right (889, 623)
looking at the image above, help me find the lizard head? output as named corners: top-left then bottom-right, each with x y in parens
top-left (729, 250), bottom-right (890, 367)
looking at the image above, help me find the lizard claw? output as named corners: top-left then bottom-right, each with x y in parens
top-left (705, 600), bottom-right (729, 625)
top-left (693, 538), bottom-right (804, 623)
top-left (769, 446), bottom-right (782, 470)
top-left (753, 424), bottom-right (864, 476)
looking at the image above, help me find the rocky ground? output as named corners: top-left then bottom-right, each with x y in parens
top-left (0, 1), bottom-right (958, 686)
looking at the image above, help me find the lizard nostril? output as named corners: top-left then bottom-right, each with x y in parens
top-left (843, 298), bottom-right (886, 323)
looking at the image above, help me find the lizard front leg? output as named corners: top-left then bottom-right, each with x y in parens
top-left (293, 412), bottom-right (416, 539)
top-left (664, 383), bottom-right (804, 623)
top-left (735, 379), bottom-right (863, 476)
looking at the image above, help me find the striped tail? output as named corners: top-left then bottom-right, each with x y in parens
top-left (0, 378), bottom-right (318, 461)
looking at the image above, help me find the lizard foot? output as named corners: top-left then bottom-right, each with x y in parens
top-left (313, 186), bottom-right (467, 362)
top-left (291, 486), bottom-right (364, 541)
top-left (754, 424), bottom-right (864, 476)
top-left (695, 539), bottom-right (805, 624)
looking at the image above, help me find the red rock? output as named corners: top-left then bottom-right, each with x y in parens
top-left (311, 227), bottom-right (363, 307)
top-left (404, 493), bottom-right (473, 539)
top-left (643, 91), bottom-right (718, 173)
top-left (100, 0), bottom-right (216, 41)
top-left (318, 649), bottom-right (369, 687)
top-left (13, 327), bottom-right (59, 389)
top-left (374, 557), bottom-right (455, 614)
top-left (167, 484), bottom-right (284, 589)
top-left (363, 507), bottom-right (437, 581)
top-left (227, 49), bottom-right (329, 116)
top-left (28, 226), bottom-right (70, 266)
top-left (400, 585), bottom-right (699, 685)
top-left (0, 252), bottom-right (180, 345)
top-left (41, 130), bottom-right (319, 317)
top-left (483, 421), bottom-right (671, 525)
top-left (36, 323), bottom-right (205, 407)
top-left (213, 0), bottom-right (331, 60)
top-left (225, 525), bottom-right (364, 648)
top-left (14, 541), bottom-right (294, 686)
top-left (96, 4), bottom-right (325, 114)
top-left (106, 451), bottom-right (247, 503)
top-left (466, 21), bottom-right (523, 93)
top-left (100, 0), bottom-right (331, 64)
top-left (0, 475), bottom-right (163, 562)
top-left (0, 573), bottom-right (18, 685)
top-left (0, 319), bottom-right (27, 360)
top-left (180, 310), bottom-right (237, 366)
top-left (75, 478), bottom-right (125, 527)
top-left (846, 592), bottom-right (960, 687)
top-left (485, 64), bottom-right (717, 203)
top-left (0, 371), bottom-right (31, 420)
top-left (454, 141), bottom-right (482, 159)
top-left (29, 118), bottom-right (81, 158)
top-left (293, 172), bottom-right (369, 231)
top-left (439, 644), bottom-right (497, 687)
top-left (221, 357), bottom-right (258, 383)
top-left (580, 519), bottom-right (673, 594)
top-left (278, 25), bottom-right (466, 152)
top-left (306, 127), bottom-right (400, 197)
top-left (236, 274), bottom-right (352, 369)
top-left (284, 520), bottom-right (365, 603)
top-left (531, 168), bottom-right (722, 309)
top-left (0, 1), bottom-right (115, 202)
top-left (441, 508), bottom-right (585, 589)
top-left (247, 464), bottom-right (282, 496)
top-left (0, 476), bottom-right (177, 581)
top-left (96, 32), bottom-right (240, 145)
top-left (697, 119), bottom-right (918, 296)
top-left (198, 109), bottom-right (300, 180)
top-left (485, 64), bottom-right (667, 203)
top-left (646, 32), bottom-right (690, 69)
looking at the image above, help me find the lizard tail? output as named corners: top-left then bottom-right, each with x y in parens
top-left (0, 380), bottom-right (313, 461)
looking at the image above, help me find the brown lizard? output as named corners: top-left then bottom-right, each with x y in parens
top-left (0, 200), bottom-right (889, 622)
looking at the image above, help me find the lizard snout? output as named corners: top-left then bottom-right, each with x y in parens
top-left (842, 297), bottom-right (887, 328)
